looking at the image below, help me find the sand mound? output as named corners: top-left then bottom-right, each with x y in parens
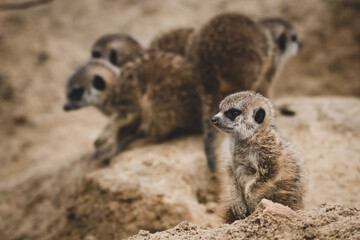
top-left (56, 136), bottom-right (220, 240)
top-left (128, 200), bottom-right (360, 240)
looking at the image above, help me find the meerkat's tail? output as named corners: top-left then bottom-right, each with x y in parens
top-left (201, 93), bottom-right (219, 172)
top-left (204, 124), bottom-right (216, 172)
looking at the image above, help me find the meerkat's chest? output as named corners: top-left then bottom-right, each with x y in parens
top-left (232, 148), bottom-right (258, 187)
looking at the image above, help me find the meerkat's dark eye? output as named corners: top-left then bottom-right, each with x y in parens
top-left (225, 109), bottom-right (241, 121)
top-left (277, 33), bottom-right (287, 52)
top-left (92, 51), bottom-right (101, 58)
top-left (69, 87), bottom-right (84, 101)
top-left (109, 50), bottom-right (118, 65)
top-left (291, 34), bottom-right (297, 42)
top-left (254, 108), bottom-right (266, 124)
top-left (93, 75), bottom-right (106, 91)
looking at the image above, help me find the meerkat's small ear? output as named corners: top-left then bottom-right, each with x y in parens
top-left (109, 50), bottom-right (118, 65)
top-left (254, 108), bottom-right (266, 124)
top-left (93, 75), bottom-right (106, 91)
top-left (277, 33), bottom-right (287, 52)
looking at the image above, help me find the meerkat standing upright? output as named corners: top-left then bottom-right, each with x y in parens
top-left (186, 13), bottom-right (301, 172)
top-left (211, 91), bottom-right (304, 222)
top-left (64, 51), bottom-right (201, 160)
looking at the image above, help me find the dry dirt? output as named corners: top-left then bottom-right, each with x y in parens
top-left (128, 200), bottom-right (360, 240)
top-left (0, 0), bottom-right (359, 240)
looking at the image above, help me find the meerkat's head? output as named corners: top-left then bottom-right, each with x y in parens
top-left (259, 18), bottom-right (301, 63)
top-left (91, 34), bottom-right (143, 67)
top-left (64, 59), bottom-right (120, 111)
top-left (211, 91), bottom-right (275, 139)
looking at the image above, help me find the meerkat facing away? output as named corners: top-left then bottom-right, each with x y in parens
top-left (186, 13), bottom-right (301, 172)
top-left (211, 91), bottom-right (304, 222)
top-left (64, 52), bottom-right (201, 160)
top-left (148, 27), bottom-right (194, 56)
top-left (91, 33), bottom-right (144, 67)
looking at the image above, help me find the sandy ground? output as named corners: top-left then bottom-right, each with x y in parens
top-left (128, 200), bottom-right (360, 240)
top-left (0, 0), bottom-right (359, 239)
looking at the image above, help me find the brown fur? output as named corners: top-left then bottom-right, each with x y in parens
top-left (212, 91), bottom-right (304, 223)
top-left (92, 27), bottom-right (194, 68)
top-left (186, 13), bottom-right (300, 172)
top-left (65, 51), bottom-right (202, 160)
top-left (106, 51), bottom-right (201, 140)
top-left (148, 27), bottom-right (194, 56)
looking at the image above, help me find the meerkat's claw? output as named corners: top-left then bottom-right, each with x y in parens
top-left (231, 205), bottom-right (247, 219)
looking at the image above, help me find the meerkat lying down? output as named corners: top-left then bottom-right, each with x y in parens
top-left (90, 27), bottom-right (194, 68)
top-left (64, 52), bottom-right (201, 160)
top-left (211, 91), bottom-right (304, 223)
top-left (65, 29), bottom-right (194, 114)
top-left (186, 13), bottom-right (301, 172)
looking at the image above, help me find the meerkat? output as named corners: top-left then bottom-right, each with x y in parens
top-left (63, 59), bottom-right (120, 116)
top-left (91, 27), bottom-right (193, 69)
top-left (211, 91), bottom-right (304, 222)
top-left (66, 28), bottom-right (195, 116)
top-left (64, 52), bottom-right (201, 160)
top-left (186, 13), bottom-right (301, 172)
top-left (91, 33), bottom-right (144, 67)
top-left (148, 27), bottom-right (194, 56)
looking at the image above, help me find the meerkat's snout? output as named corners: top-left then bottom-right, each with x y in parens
top-left (211, 112), bottom-right (236, 133)
top-left (286, 32), bottom-right (301, 56)
top-left (259, 17), bottom-right (301, 62)
top-left (276, 28), bottom-right (301, 60)
top-left (290, 33), bottom-right (302, 50)
top-left (211, 115), bottom-right (219, 125)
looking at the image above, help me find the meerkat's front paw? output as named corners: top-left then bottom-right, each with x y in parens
top-left (223, 203), bottom-right (247, 223)
top-left (231, 204), bottom-right (247, 219)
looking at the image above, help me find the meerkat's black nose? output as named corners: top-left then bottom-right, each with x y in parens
top-left (211, 116), bottom-right (219, 125)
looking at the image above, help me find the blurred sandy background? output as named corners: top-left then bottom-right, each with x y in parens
top-left (0, 0), bottom-right (359, 239)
